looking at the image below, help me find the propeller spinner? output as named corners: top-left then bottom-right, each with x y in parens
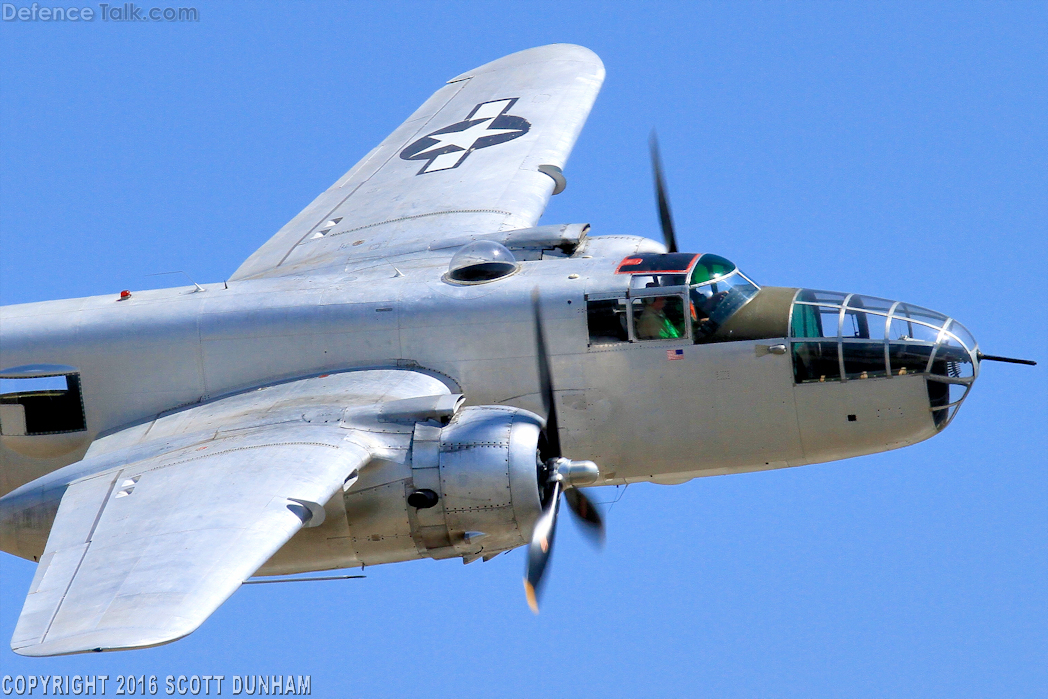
top-left (524, 290), bottom-right (605, 613)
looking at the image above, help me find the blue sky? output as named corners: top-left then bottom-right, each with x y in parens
top-left (1, 2), bottom-right (1045, 697)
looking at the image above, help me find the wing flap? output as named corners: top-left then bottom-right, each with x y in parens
top-left (12, 435), bottom-right (369, 656)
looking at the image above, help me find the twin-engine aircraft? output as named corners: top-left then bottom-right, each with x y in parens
top-left (0, 44), bottom-right (1034, 656)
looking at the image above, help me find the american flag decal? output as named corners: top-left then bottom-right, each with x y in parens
top-left (667, 349), bottom-right (684, 360)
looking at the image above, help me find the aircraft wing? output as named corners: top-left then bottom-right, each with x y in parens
top-left (7, 369), bottom-right (452, 656)
top-left (231, 44), bottom-right (605, 281)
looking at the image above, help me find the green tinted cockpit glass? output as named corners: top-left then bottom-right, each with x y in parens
top-left (689, 254), bottom-right (736, 286)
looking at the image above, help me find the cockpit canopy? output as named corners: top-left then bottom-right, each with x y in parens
top-left (686, 254), bottom-right (760, 338)
top-left (592, 252), bottom-right (761, 344)
top-left (689, 253), bottom-right (736, 285)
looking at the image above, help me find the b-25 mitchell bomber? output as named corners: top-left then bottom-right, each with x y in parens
top-left (0, 44), bottom-right (1034, 656)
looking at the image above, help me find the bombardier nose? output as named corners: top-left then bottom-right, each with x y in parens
top-left (922, 314), bottom-right (979, 428)
top-left (790, 291), bottom-right (979, 430)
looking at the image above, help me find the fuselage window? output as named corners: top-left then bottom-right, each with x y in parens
top-left (889, 343), bottom-right (933, 376)
top-left (842, 343), bottom-right (888, 379)
top-left (792, 341), bottom-right (841, 383)
top-left (586, 297), bottom-right (629, 345)
top-left (789, 303), bottom-right (840, 339)
top-left (0, 373), bottom-right (86, 436)
top-left (791, 304), bottom-right (821, 338)
top-left (790, 290), bottom-right (979, 424)
top-left (632, 295), bottom-right (686, 340)
top-left (845, 310), bottom-right (888, 339)
top-left (840, 304), bottom-right (889, 379)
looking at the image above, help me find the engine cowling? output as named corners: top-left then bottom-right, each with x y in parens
top-left (407, 406), bottom-right (543, 561)
top-left (263, 404), bottom-right (548, 574)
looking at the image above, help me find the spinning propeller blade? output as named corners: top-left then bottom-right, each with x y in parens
top-left (525, 290), bottom-right (606, 613)
top-left (532, 289), bottom-right (561, 459)
top-left (564, 487), bottom-right (605, 548)
top-left (649, 131), bottom-right (678, 254)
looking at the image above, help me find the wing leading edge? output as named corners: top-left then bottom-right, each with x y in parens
top-left (231, 44), bottom-right (605, 280)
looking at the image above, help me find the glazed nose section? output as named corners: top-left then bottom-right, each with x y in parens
top-left (921, 314), bottom-right (979, 429)
top-left (790, 291), bottom-right (979, 429)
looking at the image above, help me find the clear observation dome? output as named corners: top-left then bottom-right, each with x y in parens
top-left (445, 240), bottom-right (519, 284)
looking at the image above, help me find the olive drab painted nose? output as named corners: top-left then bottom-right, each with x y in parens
top-left (789, 290), bottom-right (978, 430)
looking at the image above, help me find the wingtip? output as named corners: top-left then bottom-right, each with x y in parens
top-left (448, 44), bottom-right (605, 83)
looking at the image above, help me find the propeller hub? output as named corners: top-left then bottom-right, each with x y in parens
top-left (552, 458), bottom-right (600, 487)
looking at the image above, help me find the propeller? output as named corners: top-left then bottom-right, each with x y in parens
top-left (525, 290), bottom-right (605, 613)
top-left (649, 130), bottom-right (678, 254)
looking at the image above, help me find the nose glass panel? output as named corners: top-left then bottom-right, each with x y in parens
top-left (790, 290), bottom-right (979, 429)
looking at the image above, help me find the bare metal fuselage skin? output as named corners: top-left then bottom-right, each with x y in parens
top-left (0, 235), bottom-right (947, 570)
top-left (0, 234), bottom-right (951, 574)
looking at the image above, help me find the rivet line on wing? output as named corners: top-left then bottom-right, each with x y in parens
top-left (306, 209), bottom-right (512, 243)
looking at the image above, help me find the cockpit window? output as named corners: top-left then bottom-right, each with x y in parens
top-left (633, 296), bottom-right (686, 340)
top-left (600, 252), bottom-right (760, 345)
top-left (689, 254), bottom-right (736, 285)
top-left (690, 268), bottom-right (760, 341)
top-left (630, 274), bottom-right (687, 289)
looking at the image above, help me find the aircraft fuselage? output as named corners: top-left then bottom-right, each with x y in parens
top-left (0, 236), bottom-right (959, 498)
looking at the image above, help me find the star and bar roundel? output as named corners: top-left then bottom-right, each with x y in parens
top-left (400, 98), bottom-right (530, 175)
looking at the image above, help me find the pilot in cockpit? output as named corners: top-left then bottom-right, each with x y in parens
top-left (637, 295), bottom-right (683, 340)
top-left (690, 285), bottom-right (728, 322)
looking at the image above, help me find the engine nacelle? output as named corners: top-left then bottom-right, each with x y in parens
top-left (408, 406), bottom-right (543, 561)
top-left (262, 404), bottom-right (546, 574)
